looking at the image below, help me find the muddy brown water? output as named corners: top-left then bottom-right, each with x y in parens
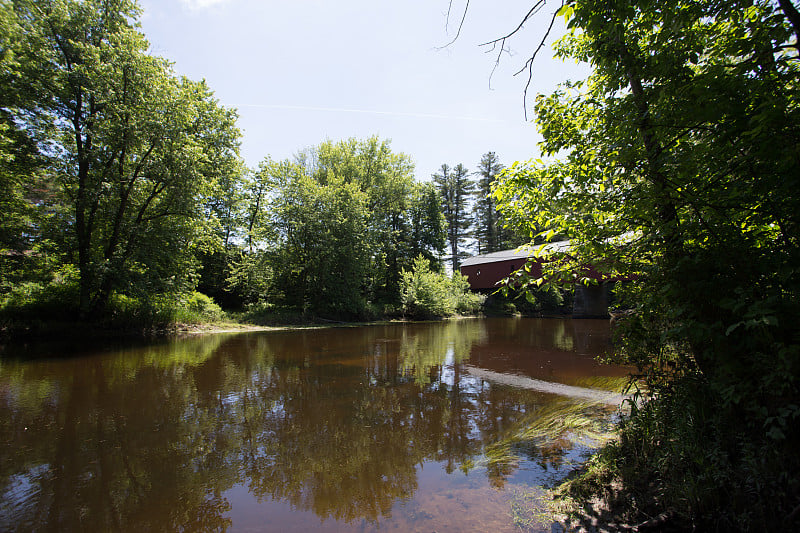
top-left (0, 318), bottom-right (629, 532)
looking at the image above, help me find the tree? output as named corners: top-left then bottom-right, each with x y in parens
top-left (268, 169), bottom-right (370, 317)
top-left (408, 182), bottom-right (447, 269)
top-left (0, 1), bottom-right (61, 292)
top-left (305, 137), bottom-right (417, 305)
top-left (473, 152), bottom-right (524, 254)
top-left (432, 163), bottom-right (474, 272)
top-left (8, 0), bottom-right (242, 316)
top-left (197, 154), bottom-right (248, 309)
top-left (244, 158), bottom-right (284, 254)
top-left (235, 139), bottom-right (440, 316)
top-left (490, 0), bottom-right (800, 526)
top-left (473, 153), bottom-right (501, 254)
top-left (226, 158), bottom-right (303, 308)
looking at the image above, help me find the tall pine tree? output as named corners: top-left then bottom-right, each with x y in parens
top-left (473, 152), bottom-right (523, 253)
top-left (432, 163), bottom-right (474, 272)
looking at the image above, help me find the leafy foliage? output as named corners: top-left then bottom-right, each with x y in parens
top-left (233, 138), bottom-right (448, 318)
top-left (494, 0), bottom-right (800, 527)
top-left (1, 1), bottom-right (487, 329)
top-left (1, 0), bottom-right (243, 321)
top-left (408, 181), bottom-right (447, 268)
top-left (271, 172), bottom-right (371, 317)
top-left (400, 255), bottom-right (484, 319)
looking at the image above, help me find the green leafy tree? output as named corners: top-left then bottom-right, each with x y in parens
top-left (224, 158), bottom-right (298, 307)
top-left (493, 0), bottom-right (800, 526)
top-left (196, 157), bottom-right (247, 308)
top-left (238, 139), bottom-right (449, 316)
top-left (432, 163), bottom-right (474, 272)
top-left (244, 158), bottom-right (285, 254)
top-left (5, 0), bottom-right (243, 317)
top-left (304, 137), bottom-right (417, 306)
top-left (0, 2), bottom-right (62, 293)
top-left (269, 171), bottom-right (370, 317)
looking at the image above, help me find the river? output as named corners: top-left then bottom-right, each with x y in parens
top-left (0, 318), bottom-right (629, 532)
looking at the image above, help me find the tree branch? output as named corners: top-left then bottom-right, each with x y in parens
top-left (479, 1), bottom-right (546, 95)
top-left (778, 0), bottom-right (800, 53)
top-left (515, 2), bottom-right (563, 120)
top-left (438, 0), bottom-right (566, 118)
top-left (478, 1), bottom-right (564, 119)
top-left (438, 0), bottom-right (471, 49)
top-left (479, 1), bottom-right (547, 48)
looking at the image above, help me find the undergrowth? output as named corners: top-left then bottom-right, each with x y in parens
top-left (0, 276), bottom-right (226, 336)
top-left (548, 373), bottom-right (800, 531)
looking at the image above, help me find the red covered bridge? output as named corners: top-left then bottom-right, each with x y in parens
top-left (459, 240), bottom-right (614, 318)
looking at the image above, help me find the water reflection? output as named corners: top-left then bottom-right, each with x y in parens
top-left (0, 319), bottom-right (628, 532)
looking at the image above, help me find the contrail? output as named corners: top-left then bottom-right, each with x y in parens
top-left (235, 103), bottom-right (507, 123)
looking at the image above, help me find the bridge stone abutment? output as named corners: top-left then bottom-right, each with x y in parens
top-left (573, 282), bottom-right (612, 318)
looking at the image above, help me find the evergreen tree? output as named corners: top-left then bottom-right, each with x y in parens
top-left (408, 182), bottom-right (447, 269)
top-left (473, 152), bottom-right (525, 253)
top-left (432, 163), bottom-right (475, 272)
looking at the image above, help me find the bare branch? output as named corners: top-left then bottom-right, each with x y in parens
top-left (478, 1), bottom-right (563, 119)
top-left (481, 2), bottom-right (546, 85)
top-left (481, 2), bottom-right (548, 94)
top-left (516, 3), bottom-right (563, 120)
top-left (440, 0), bottom-right (568, 118)
top-left (438, 0), bottom-right (471, 50)
top-left (445, 0), bottom-right (454, 34)
top-left (479, 1), bottom-right (547, 49)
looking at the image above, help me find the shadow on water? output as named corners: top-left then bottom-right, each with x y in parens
top-left (0, 318), bottom-right (629, 532)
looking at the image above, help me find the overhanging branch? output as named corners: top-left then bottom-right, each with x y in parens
top-left (439, 0), bottom-right (471, 49)
top-left (441, 0), bottom-right (566, 119)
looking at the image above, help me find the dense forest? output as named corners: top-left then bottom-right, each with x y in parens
top-left (0, 0), bottom-right (524, 327)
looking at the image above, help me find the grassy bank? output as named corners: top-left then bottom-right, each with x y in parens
top-left (0, 286), bottom-right (231, 339)
top-left (0, 287), bottom-right (487, 342)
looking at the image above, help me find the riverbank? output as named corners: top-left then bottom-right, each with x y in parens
top-left (0, 317), bottom-right (334, 341)
top-left (544, 371), bottom-right (800, 531)
top-left (0, 312), bottom-right (493, 342)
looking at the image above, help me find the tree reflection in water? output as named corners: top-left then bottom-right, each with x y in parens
top-left (0, 319), bottom-right (626, 531)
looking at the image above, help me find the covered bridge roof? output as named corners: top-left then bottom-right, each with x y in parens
top-left (460, 240), bottom-right (571, 268)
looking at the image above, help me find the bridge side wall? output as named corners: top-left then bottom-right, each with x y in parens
top-left (460, 259), bottom-right (543, 290)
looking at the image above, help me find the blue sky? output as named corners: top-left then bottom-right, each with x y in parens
top-left (138, 0), bottom-right (588, 181)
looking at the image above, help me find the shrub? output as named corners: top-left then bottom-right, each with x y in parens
top-left (107, 293), bottom-right (178, 329)
top-left (234, 301), bottom-right (307, 325)
top-left (451, 270), bottom-right (485, 314)
top-left (177, 291), bottom-right (224, 323)
top-left (106, 291), bottom-right (223, 329)
top-left (0, 266), bottom-right (80, 320)
top-left (401, 256), bottom-right (484, 319)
